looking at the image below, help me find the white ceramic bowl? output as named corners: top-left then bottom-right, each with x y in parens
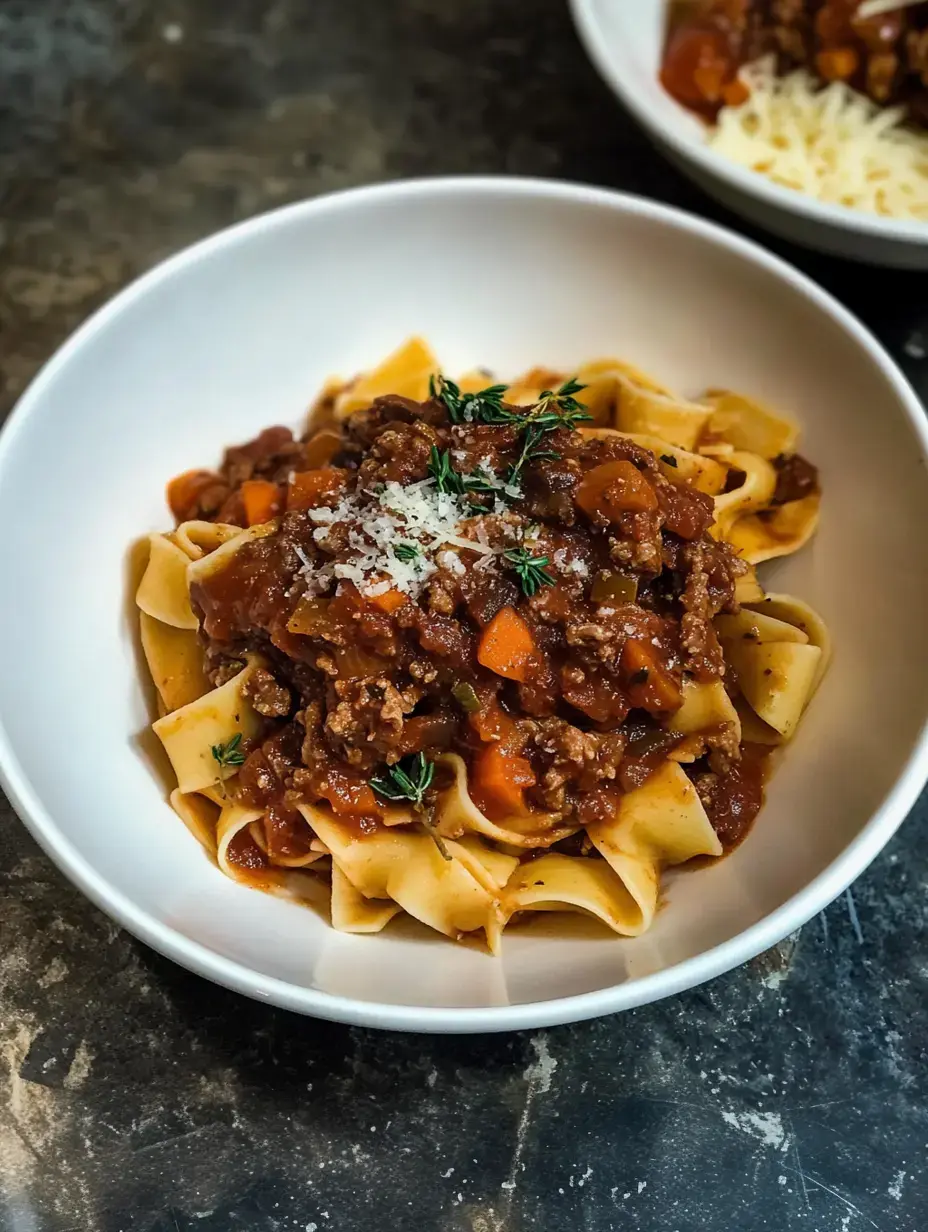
top-left (2, 177), bottom-right (928, 1032)
top-left (570, 0), bottom-right (928, 268)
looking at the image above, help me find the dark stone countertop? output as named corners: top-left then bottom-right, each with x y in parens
top-left (1, 2), bottom-right (927, 1230)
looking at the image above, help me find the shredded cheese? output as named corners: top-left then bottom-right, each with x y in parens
top-left (298, 476), bottom-right (498, 599)
top-left (708, 57), bottom-right (928, 221)
top-left (553, 547), bottom-right (589, 578)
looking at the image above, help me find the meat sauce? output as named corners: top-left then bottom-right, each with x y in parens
top-left (662, 1), bottom-right (928, 129)
top-left (180, 390), bottom-right (783, 854)
top-left (695, 742), bottom-right (770, 852)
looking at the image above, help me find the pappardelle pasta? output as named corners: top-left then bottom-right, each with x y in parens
top-left (137, 338), bottom-right (827, 952)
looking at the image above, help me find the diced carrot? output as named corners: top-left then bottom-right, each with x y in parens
top-left (287, 468), bottom-right (348, 512)
top-left (303, 428), bottom-right (343, 469)
top-left (166, 469), bottom-right (222, 522)
top-left (477, 606), bottom-right (537, 683)
top-left (815, 46), bottom-right (859, 82)
top-left (241, 479), bottom-right (283, 526)
top-left (660, 24), bottom-right (733, 110)
top-left (692, 61), bottom-right (727, 101)
top-left (471, 744), bottom-right (536, 818)
top-left (316, 768), bottom-right (382, 818)
top-left (366, 587), bottom-right (407, 614)
top-left (721, 77), bottom-right (750, 107)
top-left (621, 638), bottom-right (683, 714)
top-left (576, 460), bottom-right (658, 521)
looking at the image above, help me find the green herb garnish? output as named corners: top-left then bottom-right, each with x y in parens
top-left (429, 374), bottom-right (510, 425)
top-left (532, 377), bottom-right (591, 424)
top-left (370, 752), bottom-right (436, 810)
top-left (428, 446), bottom-right (463, 495)
top-left (427, 446), bottom-right (498, 501)
top-left (211, 733), bottom-right (246, 795)
top-left (211, 733), bottom-right (246, 772)
top-left (393, 543), bottom-right (421, 563)
top-left (503, 547), bottom-right (556, 598)
top-left (430, 373), bottom-right (590, 433)
top-left (504, 379), bottom-right (592, 486)
top-left (505, 422), bottom-right (562, 487)
top-left (430, 375), bottom-right (592, 493)
top-left (370, 753), bottom-right (450, 860)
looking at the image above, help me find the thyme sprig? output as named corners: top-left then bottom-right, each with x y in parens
top-left (429, 373), bottom-right (592, 491)
top-left (211, 733), bottom-right (246, 772)
top-left (370, 752), bottom-right (435, 808)
top-left (429, 375), bottom-right (509, 425)
top-left (211, 733), bottom-right (246, 796)
top-left (505, 422), bottom-right (562, 487)
top-left (503, 547), bottom-right (556, 598)
top-left (393, 542), bottom-right (421, 563)
top-left (370, 752), bottom-right (450, 861)
top-left (533, 376), bottom-right (589, 422)
top-left (427, 446), bottom-right (498, 500)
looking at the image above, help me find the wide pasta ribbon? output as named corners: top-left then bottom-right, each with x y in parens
top-left (134, 342), bottom-right (829, 955)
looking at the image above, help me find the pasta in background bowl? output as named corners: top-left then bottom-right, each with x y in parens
top-left (0, 178), bottom-right (927, 1029)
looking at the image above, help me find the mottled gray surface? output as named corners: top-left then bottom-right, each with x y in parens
top-left (1, 2), bottom-right (927, 1230)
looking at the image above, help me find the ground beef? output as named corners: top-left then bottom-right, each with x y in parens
top-left (679, 541), bottom-right (729, 679)
top-left (184, 383), bottom-right (755, 833)
top-left (772, 452), bottom-right (819, 504)
top-left (243, 667), bottom-right (293, 718)
top-left (356, 420), bottom-right (441, 488)
top-left (323, 677), bottom-right (422, 767)
top-left (529, 717), bottom-right (627, 813)
top-left (666, 1), bottom-right (928, 128)
top-left (222, 426), bottom-right (302, 488)
top-left (676, 719), bottom-right (743, 776)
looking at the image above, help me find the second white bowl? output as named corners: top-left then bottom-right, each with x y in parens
top-left (570, 0), bottom-right (928, 267)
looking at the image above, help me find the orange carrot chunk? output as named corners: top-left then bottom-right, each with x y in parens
top-left (660, 24), bottom-right (734, 110)
top-left (576, 460), bottom-right (658, 521)
top-left (471, 744), bottom-right (536, 817)
top-left (366, 587), bottom-right (408, 614)
top-left (621, 638), bottom-right (683, 714)
top-left (721, 77), bottom-right (750, 107)
top-left (303, 429), bottom-right (343, 469)
top-left (241, 479), bottom-right (283, 526)
top-left (166, 469), bottom-right (221, 522)
top-left (816, 46), bottom-right (859, 82)
top-left (315, 768), bottom-right (382, 819)
top-left (477, 606), bottom-right (537, 683)
top-left (287, 468), bottom-right (348, 512)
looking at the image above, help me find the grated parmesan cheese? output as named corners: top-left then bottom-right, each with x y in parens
top-left (437, 549), bottom-right (466, 576)
top-left (553, 547), bottom-right (589, 578)
top-left (708, 57), bottom-right (928, 221)
top-left (297, 475), bottom-right (498, 600)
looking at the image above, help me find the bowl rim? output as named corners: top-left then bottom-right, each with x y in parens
top-left (569, 0), bottom-right (928, 247)
top-left (2, 174), bottom-right (927, 1033)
